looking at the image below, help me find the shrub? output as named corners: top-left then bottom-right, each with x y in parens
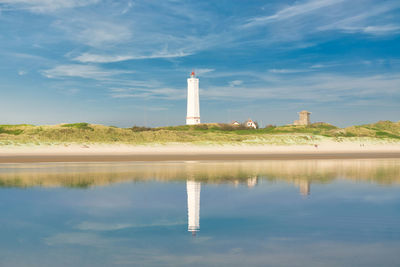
top-left (311, 122), bottom-right (337, 130)
top-left (194, 124), bottom-right (209, 130)
top-left (218, 123), bottom-right (248, 131)
top-left (61, 123), bottom-right (94, 131)
top-left (376, 131), bottom-right (400, 139)
top-left (162, 125), bottom-right (191, 131)
top-left (343, 132), bottom-right (356, 137)
top-left (0, 127), bottom-right (23, 135)
top-left (219, 124), bottom-right (235, 131)
top-left (130, 125), bottom-right (153, 132)
top-left (264, 124), bottom-right (276, 129)
top-left (0, 124), bottom-right (33, 128)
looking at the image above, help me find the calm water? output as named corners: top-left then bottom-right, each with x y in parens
top-left (0, 160), bottom-right (400, 267)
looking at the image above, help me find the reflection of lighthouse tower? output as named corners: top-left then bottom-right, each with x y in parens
top-left (299, 180), bottom-right (310, 196)
top-left (187, 180), bottom-right (201, 235)
top-left (186, 71), bottom-right (200, 125)
top-left (294, 179), bottom-right (311, 196)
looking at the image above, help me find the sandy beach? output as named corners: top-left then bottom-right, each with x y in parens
top-left (1, 141), bottom-right (400, 163)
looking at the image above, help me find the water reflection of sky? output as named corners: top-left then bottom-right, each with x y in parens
top-left (0, 160), bottom-right (400, 266)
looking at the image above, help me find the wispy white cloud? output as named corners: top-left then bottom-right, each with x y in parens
top-left (316, 2), bottom-right (400, 36)
top-left (45, 232), bottom-right (110, 247)
top-left (201, 72), bottom-right (400, 104)
top-left (362, 25), bottom-right (400, 35)
top-left (244, 0), bottom-right (343, 27)
top-left (55, 1), bottom-right (225, 57)
top-left (73, 51), bottom-right (192, 63)
top-left (195, 68), bottom-right (215, 76)
top-left (121, 1), bottom-right (133, 15)
top-left (310, 63), bottom-right (341, 69)
top-left (108, 80), bottom-right (162, 89)
top-left (53, 20), bottom-right (132, 48)
top-left (9, 52), bottom-right (50, 62)
top-left (104, 69), bottom-right (400, 105)
top-left (0, 0), bottom-right (99, 13)
top-left (75, 220), bottom-right (185, 231)
top-left (76, 222), bottom-right (133, 231)
top-left (269, 69), bottom-right (312, 74)
top-left (229, 80), bottom-right (243, 87)
top-left (110, 87), bottom-right (185, 100)
top-left (42, 64), bottom-right (132, 80)
top-left (73, 54), bottom-right (134, 63)
top-left (329, 24), bottom-right (400, 36)
top-left (242, 0), bottom-right (400, 42)
top-left (104, 69), bottom-right (213, 100)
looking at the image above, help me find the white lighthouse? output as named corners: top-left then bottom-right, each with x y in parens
top-left (186, 71), bottom-right (200, 125)
top-left (187, 180), bottom-right (201, 235)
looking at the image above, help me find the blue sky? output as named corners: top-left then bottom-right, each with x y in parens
top-left (0, 0), bottom-right (399, 127)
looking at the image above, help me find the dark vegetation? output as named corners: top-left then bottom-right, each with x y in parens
top-left (130, 125), bottom-right (155, 132)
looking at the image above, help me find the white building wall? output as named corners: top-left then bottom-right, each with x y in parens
top-left (186, 76), bottom-right (200, 125)
top-left (187, 180), bottom-right (201, 232)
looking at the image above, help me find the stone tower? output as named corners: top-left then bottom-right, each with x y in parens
top-left (294, 110), bottom-right (311, 126)
top-left (186, 71), bottom-right (200, 125)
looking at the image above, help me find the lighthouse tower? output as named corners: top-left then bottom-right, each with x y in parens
top-left (186, 71), bottom-right (200, 125)
top-left (187, 180), bottom-right (201, 235)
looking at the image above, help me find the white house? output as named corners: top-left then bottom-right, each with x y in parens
top-left (245, 119), bottom-right (257, 129)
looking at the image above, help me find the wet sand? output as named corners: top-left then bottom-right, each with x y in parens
top-left (1, 143), bottom-right (400, 163)
top-left (1, 152), bottom-right (400, 163)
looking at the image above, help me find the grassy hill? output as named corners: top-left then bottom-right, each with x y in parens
top-left (0, 121), bottom-right (399, 146)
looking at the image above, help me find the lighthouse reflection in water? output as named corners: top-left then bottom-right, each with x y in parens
top-left (187, 180), bottom-right (201, 236)
top-left (186, 176), bottom-right (312, 236)
top-left (1, 161), bottom-right (400, 266)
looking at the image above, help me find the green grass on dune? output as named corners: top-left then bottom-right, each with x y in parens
top-left (0, 120), bottom-right (399, 146)
top-left (61, 122), bottom-right (94, 131)
top-left (0, 128), bottom-right (23, 136)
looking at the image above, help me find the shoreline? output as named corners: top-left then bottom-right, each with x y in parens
top-left (1, 152), bottom-right (400, 163)
top-left (1, 143), bottom-right (400, 163)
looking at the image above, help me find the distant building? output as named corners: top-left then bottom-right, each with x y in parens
top-left (245, 119), bottom-right (257, 129)
top-left (231, 121), bottom-right (240, 126)
top-left (294, 110), bottom-right (311, 126)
